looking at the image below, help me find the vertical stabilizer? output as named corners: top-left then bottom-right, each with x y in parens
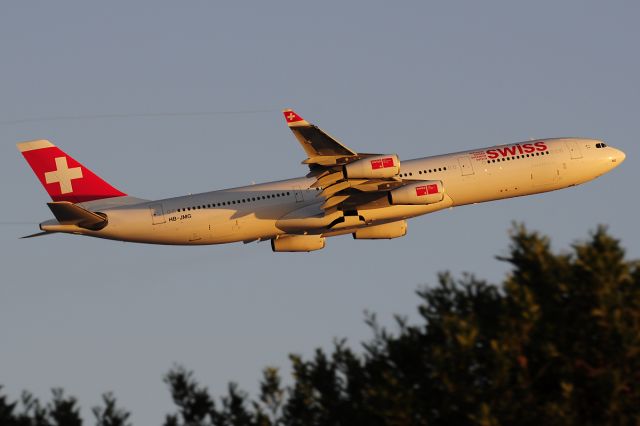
top-left (17, 139), bottom-right (127, 203)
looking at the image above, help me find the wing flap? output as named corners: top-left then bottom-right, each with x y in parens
top-left (319, 180), bottom-right (353, 199)
top-left (321, 195), bottom-right (351, 210)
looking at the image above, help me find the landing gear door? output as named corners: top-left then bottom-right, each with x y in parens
top-left (150, 203), bottom-right (166, 225)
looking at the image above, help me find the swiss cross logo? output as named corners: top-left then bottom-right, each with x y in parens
top-left (416, 184), bottom-right (439, 196)
top-left (45, 157), bottom-right (83, 194)
top-left (370, 157), bottom-right (395, 170)
top-left (284, 111), bottom-right (303, 123)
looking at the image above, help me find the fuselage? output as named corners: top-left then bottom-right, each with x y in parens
top-left (40, 137), bottom-right (625, 245)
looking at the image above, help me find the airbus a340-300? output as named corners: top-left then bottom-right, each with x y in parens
top-left (17, 109), bottom-right (625, 252)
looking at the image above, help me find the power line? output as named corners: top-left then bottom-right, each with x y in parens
top-left (0, 108), bottom-right (280, 125)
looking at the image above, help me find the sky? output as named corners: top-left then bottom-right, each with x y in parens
top-left (1, 1), bottom-right (639, 424)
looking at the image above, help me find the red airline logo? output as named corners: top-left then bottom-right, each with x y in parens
top-left (486, 141), bottom-right (548, 159)
top-left (45, 157), bottom-right (83, 194)
top-left (416, 184), bottom-right (439, 196)
top-left (20, 145), bottom-right (126, 203)
top-left (283, 110), bottom-right (304, 123)
top-left (371, 157), bottom-right (395, 170)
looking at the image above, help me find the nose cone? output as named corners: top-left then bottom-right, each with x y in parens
top-left (612, 148), bottom-right (626, 165)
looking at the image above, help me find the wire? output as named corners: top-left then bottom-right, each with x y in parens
top-left (0, 108), bottom-right (279, 125)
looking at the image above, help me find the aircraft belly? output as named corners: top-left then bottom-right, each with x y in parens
top-left (531, 162), bottom-right (560, 188)
top-left (208, 208), bottom-right (283, 244)
top-left (446, 159), bottom-right (566, 206)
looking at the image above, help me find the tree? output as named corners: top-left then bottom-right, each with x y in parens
top-left (0, 387), bottom-right (82, 426)
top-left (0, 388), bottom-right (130, 426)
top-left (92, 393), bottom-right (131, 426)
top-left (3, 225), bottom-right (639, 425)
top-left (162, 225), bottom-right (640, 425)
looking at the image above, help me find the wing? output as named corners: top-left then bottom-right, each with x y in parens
top-left (283, 109), bottom-right (404, 212)
top-left (283, 109), bottom-right (356, 163)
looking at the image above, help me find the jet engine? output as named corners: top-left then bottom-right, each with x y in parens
top-left (343, 154), bottom-right (400, 179)
top-left (352, 220), bottom-right (407, 239)
top-left (271, 234), bottom-right (326, 252)
top-left (388, 180), bottom-right (444, 205)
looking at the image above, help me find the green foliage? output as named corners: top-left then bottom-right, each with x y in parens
top-left (0, 388), bottom-right (81, 426)
top-left (159, 225), bottom-right (640, 425)
top-left (2, 225), bottom-right (639, 425)
top-left (0, 388), bottom-right (129, 426)
top-left (92, 393), bottom-right (131, 426)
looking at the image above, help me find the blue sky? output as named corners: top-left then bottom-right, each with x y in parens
top-left (1, 2), bottom-right (639, 424)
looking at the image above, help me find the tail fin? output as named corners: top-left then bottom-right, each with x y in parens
top-left (17, 139), bottom-right (126, 204)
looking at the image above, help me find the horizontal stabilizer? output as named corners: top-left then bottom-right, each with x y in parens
top-left (47, 201), bottom-right (108, 230)
top-left (21, 231), bottom-right (56, 239)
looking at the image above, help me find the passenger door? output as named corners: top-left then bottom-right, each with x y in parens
top-left (458, 156), bottom-right (475, 176)
top-left (149, 203), bottom-right (166, 225)
top-left (566, 140), bottom-right (583, 159)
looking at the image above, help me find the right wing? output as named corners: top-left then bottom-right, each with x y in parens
top-left (283, 108), bottom-right (356, 159)
top-left (283, 109), bottom-right (405, 212)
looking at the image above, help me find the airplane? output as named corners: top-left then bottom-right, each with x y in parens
top-left (16, 109), bottom-right (625, 252)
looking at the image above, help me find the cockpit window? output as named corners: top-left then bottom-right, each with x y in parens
top-left (595, 142), bottom-right (608, 149)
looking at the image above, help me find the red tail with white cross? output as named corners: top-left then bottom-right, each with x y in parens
top-left (17, 140), bottom-right (126, 203)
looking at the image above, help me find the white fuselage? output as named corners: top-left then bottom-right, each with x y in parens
top-left (41, 138), bottom-right (624, 245)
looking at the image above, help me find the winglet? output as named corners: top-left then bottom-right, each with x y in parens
top-left (283, 109), bottom-right (309, 127)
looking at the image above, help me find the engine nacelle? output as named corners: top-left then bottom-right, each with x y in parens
top-left (388, 180), bottom-right (444, 205)
top-left (343, 154), bottom-right (400, 179)
top-left (271, 234), bottom-right (326, 252)
top-left (352, 220), bottom-right (407, 239)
